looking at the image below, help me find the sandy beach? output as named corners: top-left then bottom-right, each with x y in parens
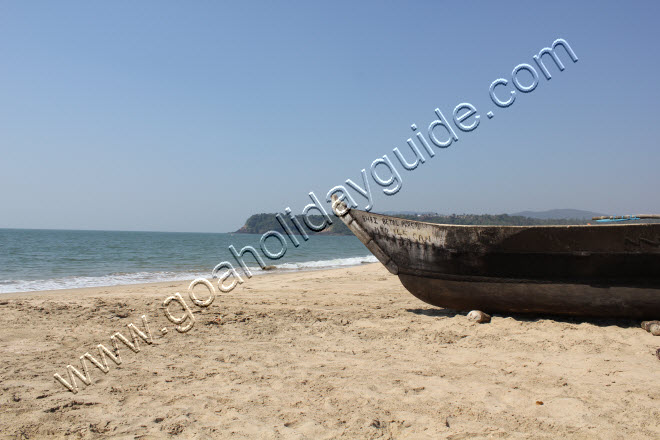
top-left (1, 263), bottom-right (658, 439)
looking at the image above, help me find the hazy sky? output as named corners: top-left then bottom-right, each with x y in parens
top-left (1, 1), bottom-right (658, 232)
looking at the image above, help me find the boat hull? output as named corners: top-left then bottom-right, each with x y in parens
top-left (399, 274), bottom-right (660, 319)
top-left (333, 202), bottom-right (660, 318)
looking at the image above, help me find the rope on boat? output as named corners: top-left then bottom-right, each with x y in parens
top-left (592, 214), bottom-right (660, 223)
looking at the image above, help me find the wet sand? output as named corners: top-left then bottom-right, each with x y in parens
top-left (1, 263), bottom-right (658, 439)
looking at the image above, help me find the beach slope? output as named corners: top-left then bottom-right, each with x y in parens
top-left (1, 264), bottom-right (658, 439)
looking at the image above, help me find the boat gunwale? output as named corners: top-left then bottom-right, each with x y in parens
top-left (350, 210), bottom-right (659, 230)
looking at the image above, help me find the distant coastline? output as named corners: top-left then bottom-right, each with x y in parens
top-left (235, 211), bottom-right (593, 236)
top-left (235, 214), bottom-right (352, 236)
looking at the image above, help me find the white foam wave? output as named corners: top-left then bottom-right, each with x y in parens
top-left (270, 255), bottom-right (378, 271)
top-left (0, 255), bottom-right (378, 293)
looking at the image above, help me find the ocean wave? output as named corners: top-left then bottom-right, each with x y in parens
top-left (0, 255), bottom-right (378, 293)
top-left (271, 255), bottom-right (377, 271)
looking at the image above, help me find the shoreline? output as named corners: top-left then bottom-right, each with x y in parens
top-left (0, 262), bottom-right (355, 299)
top-left (0, 256), bottom-right (378, 296)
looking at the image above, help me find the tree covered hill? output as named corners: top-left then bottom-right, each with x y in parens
top-left (235, 213), bottom-right (351, 235)
top-left (235, 212), bottom-right (588, 236)
top-left (512, 209), bottom-right (604, 220)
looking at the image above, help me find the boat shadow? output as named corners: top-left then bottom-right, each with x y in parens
top-left (406, 308), bottom-right (461, 318)
top-left (406, 307), bottom-right (641, 329)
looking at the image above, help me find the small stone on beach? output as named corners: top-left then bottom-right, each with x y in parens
top-left (467, 310), bottom-right (491, 323)
top-left (641, 321), bottom-right (660, 332)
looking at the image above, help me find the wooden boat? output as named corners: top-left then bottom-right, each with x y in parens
top-left (332, 199), bottom-right (660, 319)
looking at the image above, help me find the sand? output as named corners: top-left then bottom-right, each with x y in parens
top-left (1, 263), bottom-right (658, 439)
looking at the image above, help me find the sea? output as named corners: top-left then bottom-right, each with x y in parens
top-left (0, 229), bottom-right (377, 293)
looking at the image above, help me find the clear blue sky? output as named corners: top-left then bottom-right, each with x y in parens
top-left (1, 1), bottom-right (658, 232)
